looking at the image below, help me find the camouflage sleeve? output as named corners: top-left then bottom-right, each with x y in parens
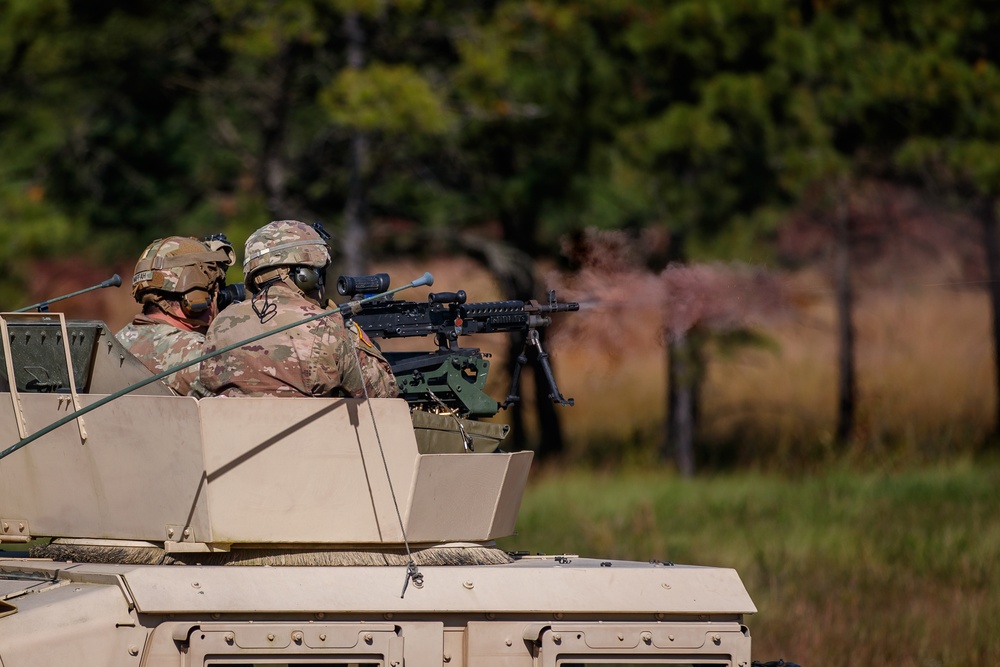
top-left (307, 313), bottom-right (399, 399)
top-left (306, 312), bottom-right (366, 398)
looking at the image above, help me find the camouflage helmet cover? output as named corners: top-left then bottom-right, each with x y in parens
top-left (243, 220), bottom-right (331, 281)
top-left (131, 236), bottom-right (233, 302)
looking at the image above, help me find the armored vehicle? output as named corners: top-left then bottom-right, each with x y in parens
top-left (0, 274), bottom-right (760, 667)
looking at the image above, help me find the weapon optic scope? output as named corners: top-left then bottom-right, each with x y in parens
top-left (338, 273), bottom-right (390, 297)
top-left (217, 283), bottom-right (246, 310)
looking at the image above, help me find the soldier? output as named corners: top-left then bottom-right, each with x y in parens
top-left (200, 220), bottom-right (398, 399)
top-left (116, 236), bottom-right (234, 395)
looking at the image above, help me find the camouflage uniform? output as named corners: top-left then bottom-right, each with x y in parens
top-left (118, 236), bottom-right (232, 396)
top-left (115, 316), bottom-right (205, 396)
top-left (200, 283), bottom-right (398, 398)
top-left (200, 220), bottom-right (397, 399)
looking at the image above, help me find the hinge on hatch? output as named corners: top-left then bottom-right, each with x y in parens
top-left (522, 624), bottom-right (551, 643)
top-left (0, 519), bottom-right (30, 543)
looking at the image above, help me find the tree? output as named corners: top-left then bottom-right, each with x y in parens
top-left (0, 0), bottom-right (221, 295)
top-left (568, 1), bottom-right (831, 470)
top-left (801, 1), bottom-right (1000, 448)
top-left (435, 2), bottom-right (628, 456)
top-left (199, 0), bottom-right (456, 264)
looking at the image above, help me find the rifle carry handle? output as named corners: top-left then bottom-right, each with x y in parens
top-left (428, 290), bottom-right (467, 305)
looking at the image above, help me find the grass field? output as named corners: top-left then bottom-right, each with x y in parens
top-left (497, 461), bottom-right (1000, 667)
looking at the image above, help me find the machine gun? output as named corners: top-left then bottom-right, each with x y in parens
top-left (338, 273), bottom-right (579, 418)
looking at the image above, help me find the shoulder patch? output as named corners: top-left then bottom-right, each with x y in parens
top-left (353, 321), bottom-right (375, 348)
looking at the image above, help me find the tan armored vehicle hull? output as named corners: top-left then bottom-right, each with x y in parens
top-left (0, 557), bottom-right (754, 665)
top-left (0, 313), bottom-right (759, 666)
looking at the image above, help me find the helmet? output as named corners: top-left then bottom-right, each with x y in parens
top-left (131, 236), bottom-right (233, 317)
top-left (243, 220), bottom-right (331, 293)
top-left (204, 235), bottom-right (237, 268)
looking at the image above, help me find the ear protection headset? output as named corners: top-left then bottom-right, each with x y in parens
top-left (289, 266), bottom-right (324, 293)
top-left (180, 288), bottom-right (213, 317)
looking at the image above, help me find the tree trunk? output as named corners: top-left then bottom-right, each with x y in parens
top-left (979, 197), bottom-right (1000, 446)
top-left (659, 232), bottom-right (701, 475)
top-left (451, 233), bottom-right (566, 458)
top-left (665, 330), bottom-right (700, 477)
top-left (834, 183), bottom-right (856, 447)
top-left (260, 47), bottom-right (297, 219)
top-left (341, 11), bottom-right (369, 277)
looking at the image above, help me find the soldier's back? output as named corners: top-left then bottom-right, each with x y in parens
top-left (115, 316), bottom-right (204, 395)
top-left (201, 285), bottom-right (360, 397)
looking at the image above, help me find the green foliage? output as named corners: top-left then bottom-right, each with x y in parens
top-left (0, 0), bottom-right (70, 70)
top-left (214, 0), bottom-right (327, 57)
top-left (330, 0), bottom-right (425, 17)
top-left (686, 206), bottom-right (785, 262)
top-left (321, 64), bottom-right (453, 134)
top-left (795, 3), bottom-right (1000, 198)
top-left (5, 0), bottom-right (1000, 314)
top-left (3, 0), bottom-right (1000, 279)
top-left (0, 185), bottom-right (77, 253)
top-left (0, 182), bottom-right (80, 304)
top-left (556, 1), bottom-right (834, 258)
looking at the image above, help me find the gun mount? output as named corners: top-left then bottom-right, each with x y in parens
top-left (0, 272), bottom-right (767, 667)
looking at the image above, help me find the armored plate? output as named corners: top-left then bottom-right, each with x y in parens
top-left (0, 396), bottom-right (531, 546)
top-left (0, 556), bottom-right (755, 666)
top-left (0, 315), bottom-right (171, 395)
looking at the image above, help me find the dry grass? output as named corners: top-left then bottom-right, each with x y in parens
top-left (541, 266), bottom-right (995, 466)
